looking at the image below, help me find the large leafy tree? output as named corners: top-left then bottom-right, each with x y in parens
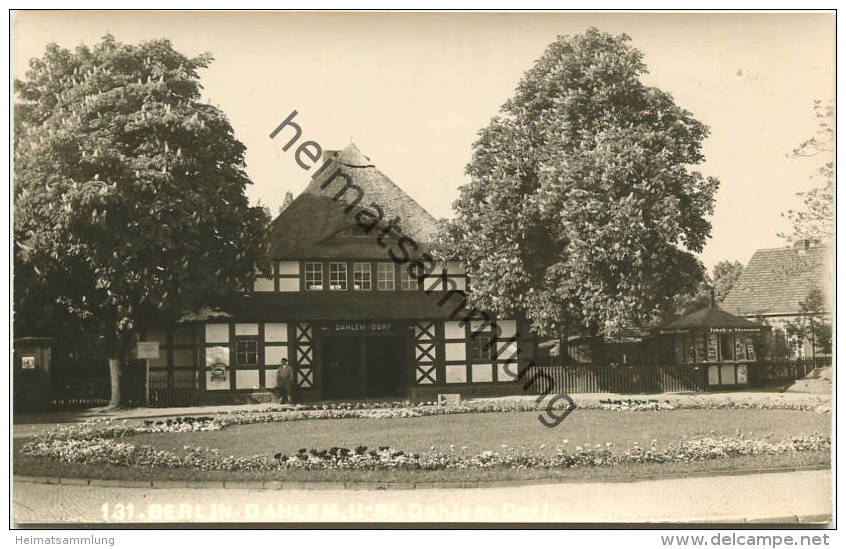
top-left (780, 100), bottom-right (833, 243)
top-left (14, 36), bottom-right (269, 406)
top-left (439, 28), bottom-right (718, 340)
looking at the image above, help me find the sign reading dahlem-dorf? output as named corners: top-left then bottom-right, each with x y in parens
top-left (334, 322), bottom-right (392, 332)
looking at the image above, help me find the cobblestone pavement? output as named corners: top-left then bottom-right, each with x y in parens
top-left (13, 470), bottom-right (831, 525)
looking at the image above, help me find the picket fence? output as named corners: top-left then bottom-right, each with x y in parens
top-left (48, 357), bottom-right (831, 409)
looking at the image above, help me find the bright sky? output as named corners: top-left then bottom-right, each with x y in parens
top-left (13, 11), bottom-right (834, 271)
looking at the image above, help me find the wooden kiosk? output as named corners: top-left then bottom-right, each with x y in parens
top-left (655, 301), bottom-right (770, 388)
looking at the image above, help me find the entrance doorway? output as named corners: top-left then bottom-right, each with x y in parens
top-left (323, 338), bottom-right (360, 399)
top-left (364, 336), bottom-right (405, 398)
top-left (322, 335), bottom-right (406, 399)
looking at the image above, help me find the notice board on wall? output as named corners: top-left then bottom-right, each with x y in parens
top-left (707, 334), bottom-right (718, 362)
top-left (735, 337), bottom-right (747, 361)
top-left (746, 342), bottom-right (756, 361)
top-left (695, 334), bottom-right (706, 363)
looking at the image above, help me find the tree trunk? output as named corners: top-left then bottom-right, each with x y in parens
top-left (108, 356), bottom-right (122, 409)
top-left (810, 317), bottom-right (817, 367)
top-left (106, 326), bottom-right (132, 409)
top-left (558, 321), bottom-right (569, 365)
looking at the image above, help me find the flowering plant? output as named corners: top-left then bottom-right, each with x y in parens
top-left (21, 427), bottom-right (830, 473)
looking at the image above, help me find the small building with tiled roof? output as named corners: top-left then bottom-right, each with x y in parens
top-left (722, 239), bottom-right (832, 358)
top-left (651, 299), bottom-right (770, 387)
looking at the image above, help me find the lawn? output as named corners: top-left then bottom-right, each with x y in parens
top-left (14, 408), bottom-right (831, 484)
top-left (127, 408), bottom-right (830, 457)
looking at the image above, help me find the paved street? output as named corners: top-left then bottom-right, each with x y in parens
top-left (13, 470), bottom-right (831, 525)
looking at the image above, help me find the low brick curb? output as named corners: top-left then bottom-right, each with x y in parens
top-left (13, 464), bottom-right (830, 492)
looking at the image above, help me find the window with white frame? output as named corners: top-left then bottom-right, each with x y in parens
top-left (400, 266), bottom-right (419, 291)
top-left (329, 262), bottom-right (348, 291)
top-left (377, 262), bottom-right (395, 290)
top-left (353, 262), bottom-right (371, 291)
top-left (304, 262), bottom-right (323, 291)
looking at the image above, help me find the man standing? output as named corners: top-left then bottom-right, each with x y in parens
top-left (276, 358), bottom-right (295, 405)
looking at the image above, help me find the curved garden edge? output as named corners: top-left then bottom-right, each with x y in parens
top-left (18, 427), bottom-right (830, 480)
top-left (192, 392), bottom-right (835, 417)
top-left (74, 392), bottom-right (837, 433)
top-left (13, 463), bottom-right (833, 491)
top-left (16, 390), bottom-right (829, 427)
top-left (16, 401), bottom-right (830, 488)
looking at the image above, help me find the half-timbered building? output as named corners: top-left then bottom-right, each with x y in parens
top-left (143, 144), bottom-right (536, 404)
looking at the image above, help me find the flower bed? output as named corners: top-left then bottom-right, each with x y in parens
top-left (34, 417), bottom-right (223, 442)
top-left (35, 394), bottom-right (828, 442)
top-left (21, 426), bottom-right (829, 473)
top-left (183, 396), bottom-right (828, 428)
top-left (219, 395), bottom-right (829, 417)
top-left (206, 397), bottom-right (828, 427)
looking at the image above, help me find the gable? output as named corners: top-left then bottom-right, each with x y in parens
top-left (307, 222), bottom-right (417, 258)
top-left (722, 244), bottom-right (832, 316)
top-left (267, 144), bottom-right (439, 259)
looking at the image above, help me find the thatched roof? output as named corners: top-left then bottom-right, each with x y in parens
top-left (268, 144), bottom-right (439, 259)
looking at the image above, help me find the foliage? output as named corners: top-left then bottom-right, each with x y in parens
top-left (14, 36), bottom-right (269, 377)
top-left (711, 260), bottom-right (744, 304)
top-left (655, 259), bottom-right (743, 324)
top-left (785, 288), bottom-right (831, 356)
top-left (814, 323), bottom-right (832, 356)
top-left (279, 190), bottom-right (294, 215)
top-left (656, 275), bottom-right (711, 325)
top-left (22, 426), bottom-right (830, 473)
top-left (780, 100), bottom-right (833, 242)
top-left (437, 28), bottom-right (718, 337)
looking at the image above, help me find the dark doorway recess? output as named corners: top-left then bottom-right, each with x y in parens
top-left (364, 335), bottom-right (405, 398)
top-left (322, 335), bottom-right (406, 399)
top-left (323, 337), bottom-right (359, 399)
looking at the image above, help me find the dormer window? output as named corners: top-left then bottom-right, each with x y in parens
top-left (377, 263), bottom-right (395, 290)
top-left (305, 262), bottom-right (323, 291)
top-left (353, 262), bottom-right (372, 291)
top-left (329, 262), bottom-right (348, 291)
top-left (401, 266), bottom-right (420, 291)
